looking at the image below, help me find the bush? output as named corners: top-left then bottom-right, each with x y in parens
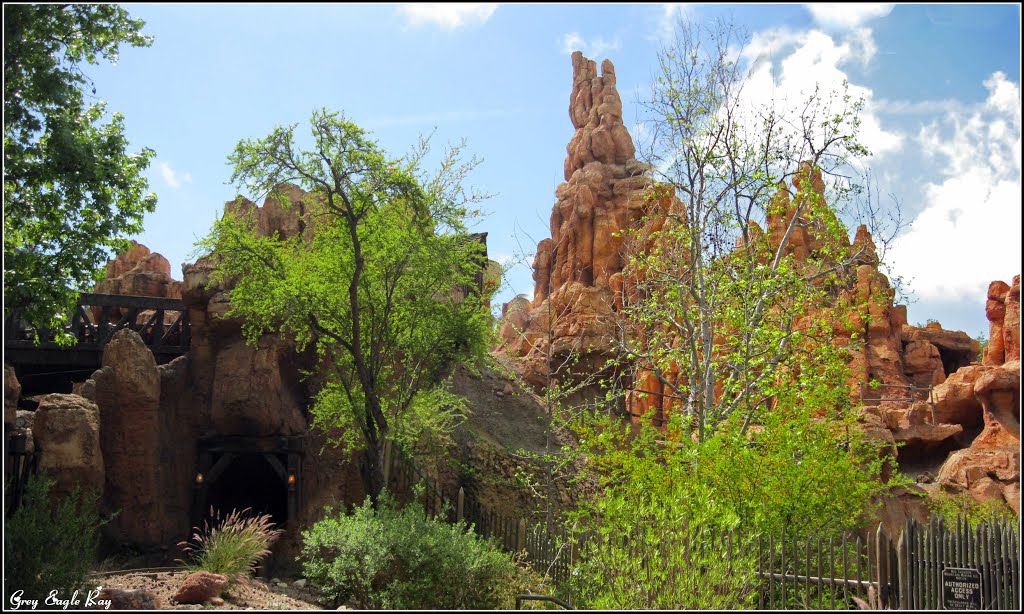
top-left (301, 493), bottom-right (535, 609)
top-left (928, 491), bottom-right (1013, 528)
top-left (565, 405), bottom-right (893, 609)
top-left (178, 507), bottom-right (283, 585)
top-left (4, 475), bottom-right (109, 603)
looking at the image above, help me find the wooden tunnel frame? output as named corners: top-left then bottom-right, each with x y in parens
top-left (191, 434), bottom-right (304, 530)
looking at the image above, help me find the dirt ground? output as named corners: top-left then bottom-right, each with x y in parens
top-left (94, 570), bottom-right (331, 610)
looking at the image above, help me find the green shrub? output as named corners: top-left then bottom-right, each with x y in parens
top-left (301, 493), bottom-right (535, 609)
top-left (178, 507), bottom-right (283, 585)
top-left (4, 475), bottom-right (109, 603)
top-left (929, 491), bottom-right (1013, 528)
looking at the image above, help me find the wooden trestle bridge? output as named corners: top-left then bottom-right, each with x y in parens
top-left (4, 293), bottom-right (190, 393)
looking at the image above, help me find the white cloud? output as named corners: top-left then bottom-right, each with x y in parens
top-left (561, 32), bottom-right (620, 58)
top-left (737, 27), bottom-right (903, 161)
top-left (397, 4), bottom-right (497, 30)
top-left (888, 72), bottom-right (1022, 301)
top-left (654, 3), bottom-right (694, 42)
top-left (159, 161), bottom-right (191, 190)
top-left (805, 4), bottom-right (893, 31)
top-left (663, 3), bottom-right (690, 20)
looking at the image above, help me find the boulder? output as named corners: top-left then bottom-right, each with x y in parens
top-left (95, 243), bottom-right (182, 300)
top-left (32, 394), bottom-right (104, 500)
top-left (936, 447), bottom-right (1019, 509)
top-left (173, 572), bottom-right (229, 605)
top-left (902, 340), bottom-right (945, 387)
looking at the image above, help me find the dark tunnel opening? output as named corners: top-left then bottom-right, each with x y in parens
top-left (204, 453), bottom-right (288, 531)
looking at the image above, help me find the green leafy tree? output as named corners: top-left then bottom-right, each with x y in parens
top-left (617, 18), bottom-right (889, 442)
top-left (203, 109), bottom-right (492, 502)
top-left (562, 17), bottom-right (900, 608)
top-left (4, 4), bottom-right (156, 335)
top-left (4, 4), bottom-right (156, 336)
top-left (567, 404), bottom-right (890, 608)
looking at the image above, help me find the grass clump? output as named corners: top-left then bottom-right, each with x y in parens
top-left (4, 475), bottom-right (110, 604)
top-left (301, 492), bottom-right (539, 609)
top-left (178, 507), bottom-right (283, 584)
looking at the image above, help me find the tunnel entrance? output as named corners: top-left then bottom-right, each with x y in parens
top-left (192, 435), bottom-right (304, 534)
top-left (204, 453), bottom-right (288, 527)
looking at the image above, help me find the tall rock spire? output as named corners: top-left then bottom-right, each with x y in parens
top-left (500, 52), bottom-right (652, 391)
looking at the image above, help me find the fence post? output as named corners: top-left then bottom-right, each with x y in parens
top-left (874, 523), bottom-right (887, 609)
top-left (518, 518), bottom-right (527, 553)
top-left (456, 487), bottom-right (465, 522)
top-left (897, 527), bottom-right (909, 610)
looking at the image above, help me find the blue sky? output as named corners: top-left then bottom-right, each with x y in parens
top-left (84, 3), bottom-right (1021, 338)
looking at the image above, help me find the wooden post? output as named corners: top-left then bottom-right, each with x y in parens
top-left (897, 528), bottom-right (909, 610)
top-left (875, 524), bottom-right (886, 609)
top-left (456, 487), bottom-right (465, 522)
top-left (517, 518), bottom-right (527, 553)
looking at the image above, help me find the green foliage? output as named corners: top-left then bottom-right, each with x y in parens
top-left (570, 521), bottom-right (759, 610)
top-left (300, 493), bottom-right (536, 609)
top-left (566, 401), bottom-right (890, 608)
top-left (4, 476), bottom-right (110, 603)
top-left (975, 333), bottom-right (988, 363)
top-left (619, 17), bottom-right (883, 444)
top-left (177, 507), bottom-right (284, 585)
top-left (928, 491), bottom-right (1013, 528)
top-left (4, 4), bottom-right (156, 334)
top-left (200, 109), bottom-right (493, 499)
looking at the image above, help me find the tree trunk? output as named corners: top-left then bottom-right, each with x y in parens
top-left (361, 440), bottom-right (386, 506)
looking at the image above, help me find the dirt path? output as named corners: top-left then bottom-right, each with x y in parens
top-left (94, 570), bottom-right (327, 610)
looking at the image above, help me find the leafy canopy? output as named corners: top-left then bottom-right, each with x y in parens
top-left (562, 18), bottom-right (899, 608)
top-left (617, 17), bottom-right (882, 442)
top-left (203, 109), bottom-right (492, 500)
top-left (4, 4), bottom-right (157, 333)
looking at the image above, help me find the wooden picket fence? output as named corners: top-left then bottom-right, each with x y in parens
top-left (897, 515), bottom-right (1019, 610)
top-left (383, 443), bottom-right (1020, 609)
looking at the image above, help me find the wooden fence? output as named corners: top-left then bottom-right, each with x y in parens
top-left (382, 442), bottom-right (1019, 609)
top-left (898, 515), bottom-right (1019, 610)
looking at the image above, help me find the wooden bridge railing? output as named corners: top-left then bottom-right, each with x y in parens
top-left (4, 293), bottom-right (190, 365)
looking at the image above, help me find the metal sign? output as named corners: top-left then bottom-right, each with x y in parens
top-left (942, 567), bottom-right (983, 610)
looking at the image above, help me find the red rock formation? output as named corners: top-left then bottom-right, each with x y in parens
top-left (497, 51), bottom-right (1017, 521)
top-left (1004, 275), bottom-right (1020, 362)
top-left (984, 280), bottom-right (1010, 365)
top-left (95, 241), bottom-right (182, 300)
top-left (499, 52), bottom-right (653, 391)
top-left (92, 241), bottom-right (183, 332)
top-left (931, 276), bottom-right (1020, 514)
